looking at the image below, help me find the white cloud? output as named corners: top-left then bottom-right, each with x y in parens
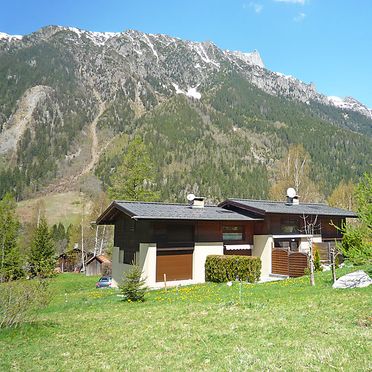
top-left (294, 12), bottom-right (306, 22)
top-left (250, 2), bottom-right (263, 13)
top-left (243, 2), bottom-right (263, 13)
top-left (274, 0), bottom-right (306, 4)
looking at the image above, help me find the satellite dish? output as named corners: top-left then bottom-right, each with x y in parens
top-left (287, 188), bottom-right (296, 198)
top-left (187, 193), bottom-right (196, 202)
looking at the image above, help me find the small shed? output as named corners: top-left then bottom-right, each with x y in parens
top-left (85, 255), bottom-right (112, 276)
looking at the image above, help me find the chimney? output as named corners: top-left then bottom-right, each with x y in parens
top-left (192, 197), bottom-right (205, 208)
top-left (187, 194), bottom-right (205, 208)
top-left (286, 188), bottom-right (299, 205)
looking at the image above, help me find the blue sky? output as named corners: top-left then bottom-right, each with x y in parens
top-left (1, 0), bottom-right (371, 107)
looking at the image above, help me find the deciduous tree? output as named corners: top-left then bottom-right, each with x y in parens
top-left (270, 144), bottom-right (322, 202)
top-left (108, 137), bottom-right (159, 201)
top-left (301, 214), bottom-right (320, 286)
top-left (338, 171), bottom-right (372, 265)
top-left (328, 180), bottom-right (356, 211)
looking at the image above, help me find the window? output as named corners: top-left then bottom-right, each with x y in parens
top-left (123, 248), bottom-right (137, 264)
top-left (274, 238), bottom-right (299, 252)
top-left (281, 217), bottom-right (299, 234)
top-left (223, 226), bottom-right (244, 241)
top-left (154, 224), bottom-right (194, 243)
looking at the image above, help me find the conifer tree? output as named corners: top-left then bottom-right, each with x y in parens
top-left (0, 193), bottom-right (23, 282)
top-left (29, 216), bottom-right (56, 278)
top-left (119, 265), bottom-right (148, 302)
top-left (108, 137), bottom-right (159, 201)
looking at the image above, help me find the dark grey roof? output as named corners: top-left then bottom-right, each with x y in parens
top-left (98, 201), bottom-right (263, 223)
top-left (221, 199), bottom-right (357, 217)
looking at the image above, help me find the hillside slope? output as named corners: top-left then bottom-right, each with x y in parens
top-left (0, 26), bottom-right (371, 201)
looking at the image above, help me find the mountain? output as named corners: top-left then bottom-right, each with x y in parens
top-left (0, 26), bottom-right (371, 202)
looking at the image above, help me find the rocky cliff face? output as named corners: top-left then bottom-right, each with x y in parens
top-left (0, 26), bottom-right (371, 200)
top-left (2, 26), bottom-right (371, 117)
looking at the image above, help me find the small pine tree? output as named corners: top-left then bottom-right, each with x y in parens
top-left (313, 248), bottom-right (323, 272)
top-left (119, 265), bottom-right (148, 302)
top-left (29, 217), bottom-right (56, 278)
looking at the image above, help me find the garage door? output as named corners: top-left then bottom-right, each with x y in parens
top-left (156, 248), bottom-right (193, 282)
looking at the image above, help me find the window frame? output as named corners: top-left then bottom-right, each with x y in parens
top-left (222, 225), bottom-right (244, 242)
top-left (280, 216), bottom-right (299, 234)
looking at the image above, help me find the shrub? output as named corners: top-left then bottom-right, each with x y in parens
top-left (205, 255), bottom-right (261, 283)
top-left (314, 248), bottom-right (323, 272)
top-left (336, 172), bottom-right (372, 266)
top-left (119, 265), bottom-right (148, 302)
top-left (0, 279), bottom-right (51, 328)
top-left (338, 223), bottom-right (372, 266)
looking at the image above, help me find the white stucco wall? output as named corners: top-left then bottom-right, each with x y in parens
top-left (252, 235), bottom-right (273, 279)
top-left (111, 244), bottom-right (157, 288)
top-left (299, 235), bottom-right (322, 253)
top-left (139, 243), bottom-right (157, 287)
top-left (111, 247), bottom-right (132, 287)
top-left (193, 242), bottom-right (224, 283)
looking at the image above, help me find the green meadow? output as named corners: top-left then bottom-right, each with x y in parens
top-left (1, 267), bottom-right (371, 371)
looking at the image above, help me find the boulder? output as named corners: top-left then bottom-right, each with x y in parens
top-left (333, 270), bottom-right (372, 289)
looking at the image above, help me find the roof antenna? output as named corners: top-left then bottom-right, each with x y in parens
top-left (286, 188), bottom-right (299, 205)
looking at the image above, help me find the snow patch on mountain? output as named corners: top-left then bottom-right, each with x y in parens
top-left (186, 87), bottom-right (201, 100)
top-left (228, 50), bottom-right (265, 68)
top-left (0, 32), bottom-right (23, 41)
top-left (327, 96), bottom-right (372, 119)
top-left (65, 27), bottom-right (120, 46)
top-left (192, 43), bottom-right (220, 68)
top-left (142, 34), bottom-right (159, 61)
top-left (328, 96), bottom-right (348, 108)
top-left (172, 83), bottom-right (201, 100)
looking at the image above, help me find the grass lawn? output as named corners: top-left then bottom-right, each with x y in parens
top-left (1, 267), bottom-right (371, 371)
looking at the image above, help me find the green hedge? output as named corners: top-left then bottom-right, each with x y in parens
top-left (205, 255), bottom-right (261, 283)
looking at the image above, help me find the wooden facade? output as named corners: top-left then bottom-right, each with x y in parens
top-left (97, 199), bottom-right (354, 283)
top-left (113, 214), bottom-right (342, 256)
top-left (113, 216), bottom-right (258, 266)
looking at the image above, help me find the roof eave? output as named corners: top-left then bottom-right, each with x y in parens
top-left (219, 199), bottom-right (266, 216)
top-left (96, 201), bottom-right (137, 225)
top-left (132, 216), bottom-right (263, 221)
top-left (266, 211), bottom-right (358, 218)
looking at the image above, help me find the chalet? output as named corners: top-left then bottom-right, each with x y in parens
top-left (96, 190), bottom-right (356, 287)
